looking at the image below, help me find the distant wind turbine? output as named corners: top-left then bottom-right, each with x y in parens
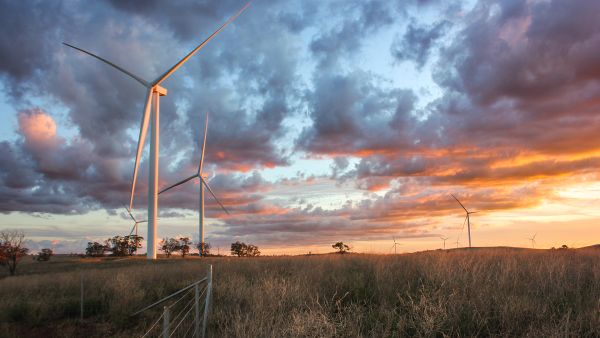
top-left (440, 236), bottom-right (449, 250)
top-left (391, 237), bottom-right (401, 254)
top-left (125, 207), bottom-right (146, 254)
top-left (451, 194), bottom-right (477, 248)
top-left (159, 113), bottom-right (229, 257)
top-left (64, 2), bottom-right (251, 260)
top-left (528, 233), bottom-right (537, 248)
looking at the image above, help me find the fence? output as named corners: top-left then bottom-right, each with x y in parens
top-left (131, 265), bottom-right (213, 338)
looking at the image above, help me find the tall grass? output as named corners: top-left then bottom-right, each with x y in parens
top-left (1, 248), bottom-right (599, 337)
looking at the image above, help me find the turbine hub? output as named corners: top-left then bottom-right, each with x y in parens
top-left (153, 85), bottom-right (168, 96)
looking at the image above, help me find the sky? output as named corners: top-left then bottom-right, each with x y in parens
top-left (0, 0), bottom-right (599, 255)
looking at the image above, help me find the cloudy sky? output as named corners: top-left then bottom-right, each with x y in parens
top-left (1, 0), bottom-right (599, 254)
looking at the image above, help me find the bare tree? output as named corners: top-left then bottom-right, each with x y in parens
top-left (0, 230), bottom-right (29, 275)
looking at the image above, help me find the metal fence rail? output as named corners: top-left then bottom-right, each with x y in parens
top-left (132, 265), bottom-right (213, 338)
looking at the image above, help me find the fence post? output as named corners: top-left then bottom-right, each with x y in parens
top-left (195, 283), bottom-right (200, 338)
top-left (80, 272), bottom-right (84, 321)
top-left (201, 265), bottom-right (212, 338)
top-left (163, 306), bottom-right (170, 338)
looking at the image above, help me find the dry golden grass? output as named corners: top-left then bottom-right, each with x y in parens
top-left (1, 248), bottom-right (599, 337)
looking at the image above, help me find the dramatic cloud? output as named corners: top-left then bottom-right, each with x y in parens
top-left (391, 20), bottom-right (452, 68)
top-left (1, 0), bottom-right (599, 251)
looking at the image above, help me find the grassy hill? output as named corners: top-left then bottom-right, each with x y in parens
top-left (1, 248), bottom-right (599, 337)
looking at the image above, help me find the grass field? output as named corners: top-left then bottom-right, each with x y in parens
top-left (1, 247), bottom-right (599, 337)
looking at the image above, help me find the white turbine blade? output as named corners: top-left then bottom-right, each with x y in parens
top-left (198, 112), bottom-right (209, 175)
top-left (124, 206), bottom-right (136, 222)
top-left (533, 233), bottom-right (537, 240)
top-left (201, 177), bottom-right (229, 214)
top-left (451, 194), bottom-right (469, 213)
top-left (129, 89), bottom-right (153, 210)
top-left (62, 42), bottom-right (150, 87)
top-left (129, 223), bottom-right (136, 236)
top-left (138, 220), bottom-right (148, 224)
top-left (158, 174), bottom-right (198, 195)
top-left (461, 215), bottom-right (467, 230)
top-left (152, 2), bottom-right (252, 85)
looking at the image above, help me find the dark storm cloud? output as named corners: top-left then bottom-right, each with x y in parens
top-left (434, 0), bottom-right (600, 104)
top-left (298, 70), bottom-right (419, 155)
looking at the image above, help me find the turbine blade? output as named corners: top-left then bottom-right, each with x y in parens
top-left (461, 215), bottom-right (467, 230)
top-left (124, 206), bottom-right (136, 222)
top-left (451, 194), bottom-right (469, 213)
top-left (129, 223), bottom-right (136, 236)
top-left (129, 89), bottom-right (153, 210)
top-left (198, 112), bottom-right (209, 175)
top-left (62, 42), bottom-right (150, 87)
top-left (201, 177), bottom-right (229, 214)
top-left (158, 174), bottom-right (198, 194)
top-left (153, 2), bottom-right (252, 85)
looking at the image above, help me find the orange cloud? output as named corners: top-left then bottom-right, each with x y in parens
top-left (18, 109), bottom-right (59, 150)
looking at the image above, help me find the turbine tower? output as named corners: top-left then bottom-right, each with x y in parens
top-left (64, 3), bottom-right (251, 259)
top-left (451, 194), bottom-right (477, 248)
top-left (158, 112), bottom-right (229, 256)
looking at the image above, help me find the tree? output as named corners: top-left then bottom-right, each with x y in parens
top-left (179, 237), bottom-right (192, 258)
top-left (106, 236), bottom-right (130, 256)
top-left (160, 238), bottom-right (180, 258)
top-left (85, 241), bottom-right (109, 257)
top-left (196, 242), bottom-right (211, 256)
top-left (246, 244), bottom-right (260, 257)
top-left (36, 248), bottom-right (54, 261)
top-left (126, 235), bottom-right (143, 255)
top-left (332, 242), bottom-right (350, 254)
top-left (0, 230), bottom-right (30, 275)
top-left (230, 241), bottom-right (261, 257)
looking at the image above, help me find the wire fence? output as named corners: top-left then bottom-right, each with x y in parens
top-left (132, 265), bottom-right (213, 338)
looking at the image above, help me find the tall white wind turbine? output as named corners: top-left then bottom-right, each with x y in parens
top-left (451, 194), bottom-right (477, 248)
top-left (158, 112), bottom-right (229, 256)
top-left (64, 3), bottom-right (251, 259)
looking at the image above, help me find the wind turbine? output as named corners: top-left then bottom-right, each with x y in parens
top-left (451, 194), bottom-right (477, 248)
top-left (125, 207), bottom-right (146, 255)
top-left (64, 3), bottom-right (251, 259)
top-left (440, 236), bottom-right (449, 250)
top-left (391, 237), bottom-right (401, 254)
top-left (528, 233), bottom-right (537, 248)
top-left (158, 112), bottom-right (229, 256)
top-left (454, 237), bottom-right (460, 248)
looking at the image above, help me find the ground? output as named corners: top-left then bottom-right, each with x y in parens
top-left (1, 247), bottom-right (599, 337)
